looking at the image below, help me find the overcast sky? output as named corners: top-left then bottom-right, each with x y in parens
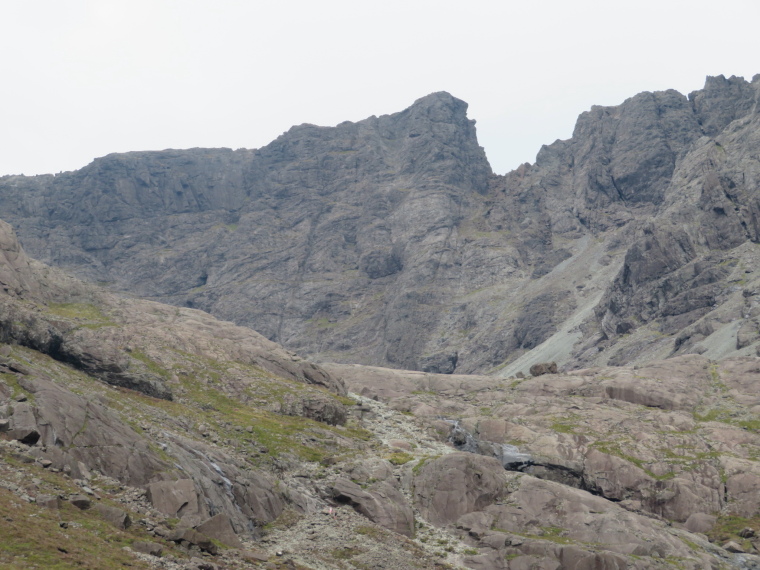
top-left (2, 0), bottom-right (759, 177)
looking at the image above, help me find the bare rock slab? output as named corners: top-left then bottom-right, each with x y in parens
top-left (195, 513), bottom-right (243, 549)
top-left (131, 540), bottom-right (164, 557)
top-left (94, 504), bottom-right (132, 530)
top-left (329, 478), bottom-right (415, 537)
top-left (146, 479), bottom-right (203, 525)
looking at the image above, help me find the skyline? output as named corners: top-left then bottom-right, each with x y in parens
top-left (2, 0), bottom-right (759, 177)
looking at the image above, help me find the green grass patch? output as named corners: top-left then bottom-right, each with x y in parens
top-left (412, 455), bottom-right (438, 475)
top-left (310, 317), bottom-right (338, 329)
top-left (592, 441), bottom-right (675, 480)
top-left (386, 451), bottom-right (414, 466)
top-left (0, 484), bottom-right (178, 569)
top-left (680, 537), bottom-right (701, 552)
top-left (550, 421), bottom-right (578, 434)
top-left (129, 350), bottom-right (172, 379)
top-left (355, 525), bottom-right (386, 539)
top-left (0, 371), bottom-right (34, 401)
top-left (330, 546), bottom-right (363, 559)
top-left (537, 526), bottom-right (574, 544)
top-left (707, 514), bottom-right (760, 549)
top-left (46, 302), bottom-right (110, 322)
top-left (738, 419), bottom-right (760, 432)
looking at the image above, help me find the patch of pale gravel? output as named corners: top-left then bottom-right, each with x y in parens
top-left (260, 498), bottom-right (472, 570)
top-left (349, 393), bottom-right (456, 457)
top-left (259, 394), bottom-right (477, 569)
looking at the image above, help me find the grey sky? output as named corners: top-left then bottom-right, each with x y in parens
top-left (2, 0), bottom-right (759, 177)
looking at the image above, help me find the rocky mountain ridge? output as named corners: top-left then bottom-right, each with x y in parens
top-left (3, 74), bottom-right (760, 375)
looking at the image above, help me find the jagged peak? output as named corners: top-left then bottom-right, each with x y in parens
top-left (410, 91), bottom-right (464, 107)
top-left (404, 91), bottom-right (470, 121)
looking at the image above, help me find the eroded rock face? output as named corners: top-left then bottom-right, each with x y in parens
top-left (0, 217), bottom-right (346, 402)
top-left (474, 475), bottom-right (717, 569)
top-left (195, 513), bottom-right (244, 549)
top-left (411, 453), bottom-right (506, 527)
top-left (0, 371), bottom-right (297, 537)
top-left (328, 478), bottom-right (415, 537)
top-left (0, 218), bottom-right (354, 545)
top-left (0, 220), bottom-right (40, 298)
top-left (8, 375), bottom-right (167, 484)
top-left (408, 455), bottom-right (721, 568)
top-left (146, 479), bottom-right (203, 524)
top-left (334, 354), bottom-right (760, 536)
top-left (6, 76), bottom-right (760, 376)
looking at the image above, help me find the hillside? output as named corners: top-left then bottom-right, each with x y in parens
top-left (3, 75), bottom-right (760, 375)
top-left (2, 218), bottom-right (760, 568)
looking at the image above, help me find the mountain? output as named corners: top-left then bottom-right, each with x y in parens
top-left (3, 216), bottom-right (760, 569)
top-left (4, 75), bottom-right (759, 376)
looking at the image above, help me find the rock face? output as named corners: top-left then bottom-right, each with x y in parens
top-left (2, 217), bottom-right (760, 568)
top-left (328, 478), bottom-right (415, 537)
top-left (0, 216), bottom-right (353, 545)
top-left (412, 453), bottom-right (506, 526)
top-left (4, 76), bottom-right (760, 375)
top-left (0, 220), bottom-right (344, 400)
top-left (333, 355), bottom-right (760, 529)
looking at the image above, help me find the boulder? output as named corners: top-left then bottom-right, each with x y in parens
top-left (195, 513), bottom-right (243, 549)
top-left (342, 458), bottom-right (395, 487)
top-left (329, 478), bottom-right (415, 536)
top-left (146, 479), bottom-right (204, 525)
top-left (7, 401), bottom-right (40, 445)
top-left (278, 394), bottom-right (347, 426)
top-left (94, 504), bottom-right (131, 530)
top-left (411, 453), bottom-right (506, 526)
top-left (684, 513), bottom-right (717, 534)
top-left (723, 540), bottom-right (745, 553)
top-left (35, 494), bottom-right (61, 509)
top-left (70, 495), bottom-right (91, 510)
top-left (168, 528), bottom-right (218, 555)
top-left (529, 362), bottom-right (557, 376)
top-left (131, 540), bottom-right (163, 557)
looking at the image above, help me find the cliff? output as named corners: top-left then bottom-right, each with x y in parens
top-left (2, 76), bottom-right (760, 377)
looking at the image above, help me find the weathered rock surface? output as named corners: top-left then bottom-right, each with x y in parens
top-left (411, 453), bottom-right (506, 526)
top-left (195, 513), bottom-right (244, 549)
top-left (328, 478), bottom-right (415, 537)
top-left (529, 361), bottom-right (557, 376)
top-left (0, 218), bottom-right (346, 403)
top-left (5, 78), bottom-right (760, 568)
top-left (94, 503), bottom-right (132, 530)
top-left (4, 77), bottom-right (760, 378)
top-left (131, 540), bottom-right (164, 557)
top-left (0, 217), bottom-right (356, 550)
top-left (332, 354), bottom-right (760, 560)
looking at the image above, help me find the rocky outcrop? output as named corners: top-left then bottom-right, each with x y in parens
top-left (2, 314), bottom-right (759, 568)
top-left (0, 217), bottom-right (356, 548)
top-left (333, 354), bottom-right (760, 535)
top-left (408, 456), bottom-right (721, 569)
top-left (328, 478), bottom-right (415, 537)
top-left (411, 453), bottom-right (506, 526)
top-left (0, 219), bottom-right (346, 401)
top-left (529, 361), bottom-right (557, 376)
top-left (6, 77), bottom-right (760, 376)
top-left (6, 78), bottom-right (760, 568)
top-left (0, 370), bottom-right (301, 537)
